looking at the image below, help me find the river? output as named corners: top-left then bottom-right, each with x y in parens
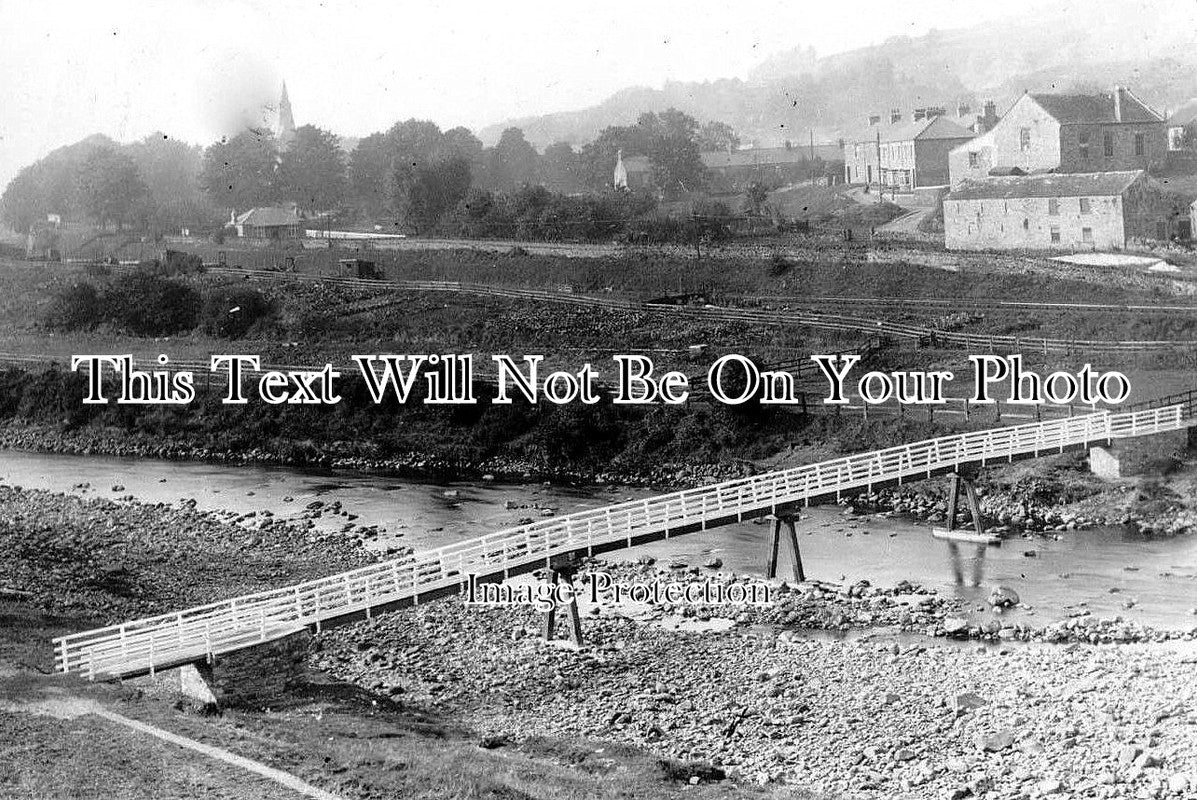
top-left (2, 449), bottom-right (1194, 631)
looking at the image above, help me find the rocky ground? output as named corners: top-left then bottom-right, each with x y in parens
top-left (313, 562), bottom-right (1197, 800)
top-left (0, 484), bottom-right (378, 627)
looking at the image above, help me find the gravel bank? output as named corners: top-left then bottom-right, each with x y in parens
top-left (0, 484), bottom-right (378, 623)
top-left (313, 563), bottom-right (1197, 799)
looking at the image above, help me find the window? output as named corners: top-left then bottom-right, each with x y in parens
top-left (1078, 130), bottom-right (1090, 160)
top-left (1050, 226), bottom-right (1061, 243)
top-left (1019, 127), bottom-right (1031, 152)
top-left (1135, 132), bottom-right (1145, 156)
top-left (1023, 218), bottom-right (1030, 230)
top-left (1079, 197), bottom-right (1091, 214)
top-left (968, 151), bottom-right (979, 168)
top-left (1048, 198), bottom-right (1060, 215)
top-left (1082, 227), bottom-right (1094, 243)
top-left (1103, 130), bottom-right (1114, 158)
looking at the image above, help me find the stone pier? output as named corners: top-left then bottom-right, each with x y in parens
top-left (1089, 429), bottom-right (1190, 480)
top-left (137, 629), bottom-right (311, 711)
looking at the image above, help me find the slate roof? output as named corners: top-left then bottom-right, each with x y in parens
top-left (845, 115), bottom-right (974, 145)
top-left (234, 207), bottom-right (302, 227)
top-left (946, 170), bottom-right (1145, 201)
top-left (1030, 90), bottom-right (1163, 124)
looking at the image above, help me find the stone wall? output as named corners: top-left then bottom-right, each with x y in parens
top-left (130, 629), bottom-right (311, 710)
top-left (914, 137), bottom-right (970, 187)
top-left (205, 629), bottom-right (311, 707)
top-left (1058, 122), bottom-right (1167, 174)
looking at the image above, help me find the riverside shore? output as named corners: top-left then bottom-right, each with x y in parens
top-left (313, 563), bottom-right (1197, 799)
top-left (1, 484), bottom-right (1195, 799)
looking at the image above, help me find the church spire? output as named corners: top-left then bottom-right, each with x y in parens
top-left (276, 81), bottom-right (297, 152)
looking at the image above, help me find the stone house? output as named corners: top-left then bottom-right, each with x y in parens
top-left (948, 88), bottom-right (1167, 187)
top-left (944, 170), bottom-right (1180, 251)
top-left (842, 113), bottom-right (974, 190)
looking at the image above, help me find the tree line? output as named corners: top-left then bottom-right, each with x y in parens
top-left (2, 108), bottom-right (741, 239)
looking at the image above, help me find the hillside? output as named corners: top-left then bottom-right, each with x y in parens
top-left (480, 1), bottom-right (1197, 149)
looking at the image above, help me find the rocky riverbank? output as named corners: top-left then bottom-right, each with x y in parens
top-left (0, 483), bottom-right (379, 625)
top-left (841, 455), bottom-right (1197, 538)
top-left (312, 561), bottom-right (1197, 799)
top-left (0, 421), bottom-right (756, 490)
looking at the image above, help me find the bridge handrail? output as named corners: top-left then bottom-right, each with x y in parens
top-left (52, 403), bottom-right (1186, 677)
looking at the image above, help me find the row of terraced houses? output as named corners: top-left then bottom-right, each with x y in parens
top-left (843, 87), bottom-right (1197, 252)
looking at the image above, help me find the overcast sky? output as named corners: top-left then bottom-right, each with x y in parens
top-left (0, 0), bottom-right (1075, 188)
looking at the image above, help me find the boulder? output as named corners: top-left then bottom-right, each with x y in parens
top-left (988, 585), bottom-right (1020, 608)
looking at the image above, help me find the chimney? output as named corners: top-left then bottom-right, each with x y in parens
top-left (890, 108), bottom-right (902, 124)
top-left (927, 106), bottom-right (946, 119)
top-left (1113, 85), bottom-right (1123, 122)
top-left (974, 100), bottom-right (999, 133)
top-left (914, 108), bottom-right (927, 122)
top-left (957, 102), bottom-right (972, 118)
top-left (868, 113), bottom-right (881, 126)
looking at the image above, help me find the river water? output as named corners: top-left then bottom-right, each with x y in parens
top-left (1, 450), bottom-right (1194, 630)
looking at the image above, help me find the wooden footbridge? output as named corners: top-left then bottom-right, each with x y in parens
top-left (52, 394), bottom-right (1196, 681)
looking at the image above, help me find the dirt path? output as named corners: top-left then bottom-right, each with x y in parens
top-left (2, 693), bottom-right (343, 800)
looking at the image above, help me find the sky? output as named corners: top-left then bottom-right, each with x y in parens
top-left (0, 0), bottom-right (1074, 189)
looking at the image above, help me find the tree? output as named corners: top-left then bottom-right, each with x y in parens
top-left (126, 133), bottom-right (217, 233)
top-left (348, 132), bottom-right (392, 216)
top-left (441, 127), bottom-right (484, 162)
top-left (1, 165), bottom-right (51, 233)
top-left (1, 135), bottom-right (115, 230)
top-left (697, 120), bottom-right (741, 152)
top-left (636, 109), bottom-right (707, 196)
top-left (393, 156), bottom-right (472, 232)
top-left (540, 142), bottom-right (581, 193)
top-left (386, 119), bottom-right (445, 165)
top-left (200, 131), bottom-right (280, 210)
top-left (75, 147), bottom-right (151, 230)
top-left (743, 182), bottom-right (769, 215)
top-left (486, 127), bottom-right (539, 191)
top-left (647, 134), bottom-right (706, 197)
top-left (279, 124), bottom-right (347, 211)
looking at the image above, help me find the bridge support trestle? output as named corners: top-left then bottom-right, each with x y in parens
top-left (944, 473), bottom-right (985, 538)
top-left (541, 561), bottom-right (584, 646)
top-left (764, 513), bottom-right (805, 582)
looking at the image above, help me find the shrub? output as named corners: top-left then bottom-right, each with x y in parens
top-left (107, 272), bottom-right (201, 335)
top-left (200, 287), bottom-right (275, 339)
top-left (44, 283), bottom-right (103, 330)
top-left (768, 253), bottom-right (795, 276)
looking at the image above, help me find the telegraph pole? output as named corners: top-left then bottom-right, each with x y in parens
top-left (875, 128), bottom-right (883, 203)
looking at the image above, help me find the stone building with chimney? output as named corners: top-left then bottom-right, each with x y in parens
top-left (948, 88), bottom-right (1167, 187)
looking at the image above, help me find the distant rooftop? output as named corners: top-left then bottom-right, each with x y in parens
top-left (1030, 89), bottom-right (1163, 125)
top-left (845, 114), bottom-right (975, 145)
top-left (234, 207), bottom-right (302, 227)
top-left (947, 170), bottom-right (1145, 201)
